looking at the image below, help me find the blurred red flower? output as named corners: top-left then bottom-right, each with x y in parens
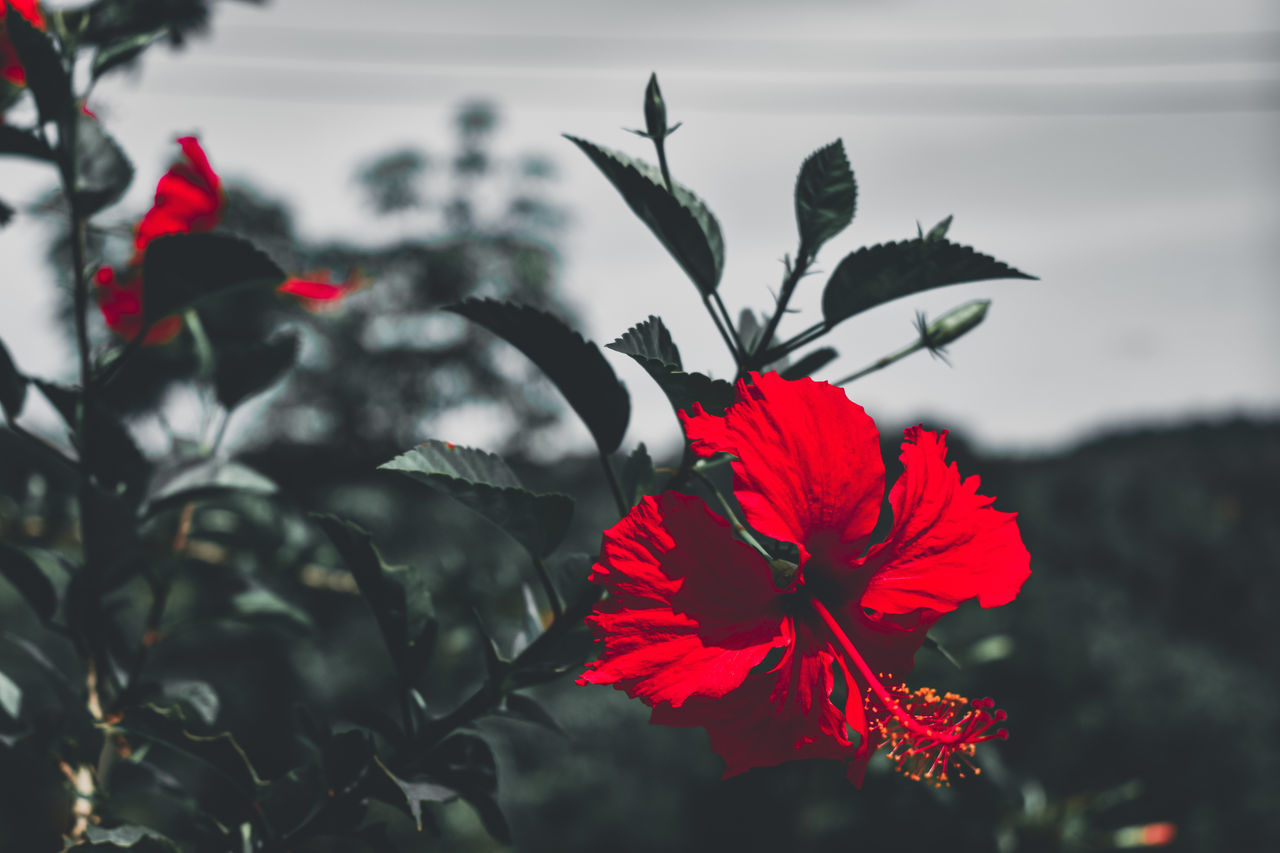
top-left (93, 266), bottom-right (182, 346)
top-left (131, 136), bottom-right (224, 260)
top-left (579, 372), bottom-right (1030, 785)
top-left (278, 269), bottom-right (367, 311)
top-left (0, 0), bottom-right (44, 87)
top-left (96, 137), bottom-right (361, 344)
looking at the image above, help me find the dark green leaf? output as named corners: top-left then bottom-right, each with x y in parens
top-left (0, 196), bottom-right (11, 227)
top-left (0, 126), bottom-right (54, 161)
top-left (143, 457), bottom-right (277, 518)
top-left (0, 542), bottom-right (68, 624)
top-left (501, 693), bottom-right (563, 735)
top-left (141, 233), bottom-right (285, 324)
top-left (606, 315), bottom-right (682, 370)
top-left (5, 9), bottom-right (71, 125)
top-left (0, 334), bottom-right (27, 418)
top-left (449, 298), bottom-right (630, 454)
top-left (83, 399), bottom-right (150, 500)
top-left (111, 704), bottom-right (266, 815)
top-left (926, 214), bottom-right (953, 242)
top-left (230, 585), bottom-right (313, 631)
top-left (565, 134), bottom-right (724, 293)
top-left (822, 236), bottom-right (1036, 330)
top-left (91, 29), bottom-right (165, 79)
top-left (0, 668), bottom-right (21, 719)
top-left (213, 331), bottom-right (299, 410)
top-left (314, 515), bottom-right (436, 679)
top-left (33, 379), bottom-right (77, 426)
top-left (83, 824), bottom-right (180, 851)
top-left (158, 680), bottom-right (220, 726)
top-left (381, 440), bottom-right (574, 559)
top-left (608, 315), bottom-right (735, 417)
top-left (425, 734), bottom-right (510, 845)
top-left (619, 443), bottom-right (658, 508)
top-left (75, 111), bottom-right (134, 215)
top-left (373, 758), bottom-right (456, 831)
top-left (780, 347), bottom-right (838, 380)
top-left (41, 383), bottom-right (152, 500)
top-left (795, 139), bottom-right (856, 254)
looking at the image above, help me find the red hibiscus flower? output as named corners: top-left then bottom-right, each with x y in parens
top-left (95, 136), bottom-right (226, 343)
top-left (0, 0), bottom-right (44, 87)
top-left (578, 372), bottom-right (1030, 786)
top-left (278, 269), bottom-right (366, 311)
top-left (131, 135), bottom-right (224, 261)
top-left (97, 137), bottom-right (361, 343)
top-left (93, 266), bottom-right (183, 346)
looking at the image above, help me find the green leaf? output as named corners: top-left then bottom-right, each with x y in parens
top-left (0, 668), bottom-right (21, 719)
top-left (607, 314), bottom-right (682, 369)
top-left (213, 331), bottom-right (299, 411)
top-left (780, 347), bottom-right (837, 380)
top-left (607, 317), bottom-right (734, 417)
top-left (82, 824), bottom-right (180, 851)
top-left (142, 457), bottom-right (277, 518)
top-left (75, 111), bottom-right (134, 215)
top-left (5, 9), bottom-right (71, 125)
top-left (821, 236), bottom-right (1036, 330)
top-left (423, 734), bottom-right (510, 845)
top-left (0, 334), bottom-right (27, 419)
top-left (41, 383), bottom-right (152, 501)
top-left (0, 542), bottom-right (69, 624)
top-left (0, 126), bottom-right (55, 161)
top-left (448, 298), bottom-right (629, 455)
top-left (501, 693), bottom-right (563, 735)
top-left (925, 214), bottom-right (953, 242)
top-left (795, 139), bottom-right (856, 254)
top-left (91, 29), bottom-right (165, 79)
top-left (380, 440), bottom-right (573, 559)
top-left (565, 134), bottom-right (724, 293)
top-left (230, 585), bottom-right (313, 631)
top-left (619, 443), bottom-right (658, 508)
top-left (111, 704), bottom-right (266, 812)
top-left (140, 233), bottom-right (285, 324)
top-left (314, 515), bottom-right (437, 680)
top-left (373, 758), bottom-right (456, 831)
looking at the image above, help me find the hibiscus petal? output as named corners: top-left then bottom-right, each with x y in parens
top-left (859, 426), bottom-right (1030, 615)
top-left (680, 372), bottom-right (885, 567)
top-left (579, 491), bottom-right (787, 707)
top-left (651, 621), bottom-right (865, 778)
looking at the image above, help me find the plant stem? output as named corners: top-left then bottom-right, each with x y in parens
top-left (651, 133), bottom-right (744, 369)
top-left (834, 339), bottom-right (925, 386)
top-left (752, 249), bottom-right (812, 370)
top-left (532, 556), bottom-right (564, 620)
top-left (692, 469), bottom-right (770, 559)
top-left (758, 320), bottom-right (827, 366)
top-left (702, 293), bottom-right (742, 366)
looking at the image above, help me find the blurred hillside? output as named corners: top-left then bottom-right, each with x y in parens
top-left (5, 414), bottom-right (1276, 851)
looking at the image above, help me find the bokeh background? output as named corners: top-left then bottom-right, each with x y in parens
top-left (1, 0), bottom-right (1278, 850)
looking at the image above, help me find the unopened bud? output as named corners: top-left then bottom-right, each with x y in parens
top-left (644, 72), bottom-right (667, 139)
top-left (918, 299), bottom-right (990, 351)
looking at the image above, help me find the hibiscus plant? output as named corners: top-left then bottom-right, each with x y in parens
top-left (0, 4), bottom-right (1037, 850)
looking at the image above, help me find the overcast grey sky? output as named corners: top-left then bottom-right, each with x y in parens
top-left (2, 0), bottom-right (1277, 456)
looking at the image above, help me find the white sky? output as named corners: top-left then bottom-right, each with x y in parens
top-left (2, 0), bottom-right (1278, 457)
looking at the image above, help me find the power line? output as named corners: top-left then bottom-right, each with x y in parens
top-left (117, 72), bottom-right (1280, 116)
top-left (213, 24), bottom-right (1280, 72)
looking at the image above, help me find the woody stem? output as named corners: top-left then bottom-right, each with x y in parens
top-left (809, 597), bottom-right (968, 747)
